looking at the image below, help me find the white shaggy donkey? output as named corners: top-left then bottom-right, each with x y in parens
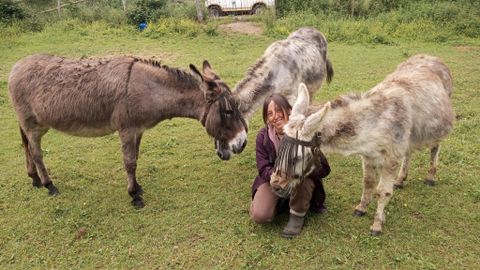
top-left (271, 54), bottom-right (454, 235)
top-left (213, 27), bottom-right (334, 160)
top-left (233, 27), bottom-right (333, 120)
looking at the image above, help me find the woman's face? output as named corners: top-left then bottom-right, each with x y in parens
top-left (267, 100), bottom-right (289, 134)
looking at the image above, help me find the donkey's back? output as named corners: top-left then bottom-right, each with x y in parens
top-left (368, 54), bottom-right (454, 149)
top-left (9, 54), bottom-right (133, 136)
top-left (265, 27), bottom-right (333, 98)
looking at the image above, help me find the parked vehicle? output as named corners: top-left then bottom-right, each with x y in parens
top-left (205, 0), bottom-right (275, 17)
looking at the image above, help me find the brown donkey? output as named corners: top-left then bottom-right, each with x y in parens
top-left (8, 54), bottom-right (247, 208)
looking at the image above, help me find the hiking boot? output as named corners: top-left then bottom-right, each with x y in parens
top-left (282, 213), bottom-right (305, 238)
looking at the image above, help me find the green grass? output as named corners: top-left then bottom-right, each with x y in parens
top-left (0, 20), bottom-right (479, 269)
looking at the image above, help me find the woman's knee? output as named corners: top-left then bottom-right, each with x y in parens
top-left (250, 208), bottom-right (275, 224)
top-left (250, 183), bottom-right (278, 223)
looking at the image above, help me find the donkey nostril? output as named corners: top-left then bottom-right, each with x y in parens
top-left (217, 149), bottom-right (231, 160)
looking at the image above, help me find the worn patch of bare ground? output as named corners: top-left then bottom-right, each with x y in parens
top-left (453, 45), bottom-right (480, 52)
top-left (218, 21), bottom-right (263, 36)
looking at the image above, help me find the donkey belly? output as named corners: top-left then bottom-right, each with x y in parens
top-left (37, 113), bottom-right (117, 137)
top-left (59, 125), bottom-right (116, 137)
top-left (31, 96), bottom-right (118, 137)
top-left (409, 88), bottom-right (454, 149)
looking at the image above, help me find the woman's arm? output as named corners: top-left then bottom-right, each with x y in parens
top-left (256, 130), bottom-right (274, 182)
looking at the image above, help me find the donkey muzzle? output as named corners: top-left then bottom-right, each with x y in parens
top-left (232, 139), bottom-right (247, 154)
top-left (270, 172), bottom-right (296, 198)
top-left (216, 148), bottom-right (231, 160)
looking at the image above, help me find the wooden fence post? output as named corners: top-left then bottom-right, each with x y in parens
top-left (57, 0), bottom-right (61, 17)
top-left (195, 0), bottom-right (204, 22)
top-left (351, 0), bottom-right (356, 16)
top-left (122, 0), bottom-right (127, 12)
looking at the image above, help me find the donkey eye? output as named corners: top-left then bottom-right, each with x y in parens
top-left (224, 110), bottom-right (233, 116)
top-left (207, 81), bottom-right (217, 89)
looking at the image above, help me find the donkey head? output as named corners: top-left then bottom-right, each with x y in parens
top-left (271, 83), bottom-right (330, 198)
top-left (190, 61), bottom-right (248, 160)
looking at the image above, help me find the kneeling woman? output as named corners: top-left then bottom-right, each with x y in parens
top-left (249, 94), bottom-right (330, 238)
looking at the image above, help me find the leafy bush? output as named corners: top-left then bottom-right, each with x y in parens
top-left (142, 18), bottom-right (201, 38)
top-left (0, 0), bottom-right (26, 23)
top-left (454, 20), bottom-right (480, 38)
top-left (268, 0), bottom-right (480, 43)
top-left (163, 1), bottom-right (198, 20)
top-left (63, 3), bottom-right (127, 26)
top-left (126, 0), bottom-right (167, 25)
top-left (275, 0), bottom-right (410, 18)
top-left (275, 0), bottom-right (477, 19)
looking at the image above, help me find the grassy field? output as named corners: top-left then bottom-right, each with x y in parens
top-left (0, 20), bottom-right (479, 269)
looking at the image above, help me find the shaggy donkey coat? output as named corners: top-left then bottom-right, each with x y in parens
top-left (271, 54), bottom-right (454, 235)
top-left (8, 54), bottom-right (247, 207)
top-left (233, 27), bottom-right (333, 120)
top-left (211, 27), bottom-right (334, 160)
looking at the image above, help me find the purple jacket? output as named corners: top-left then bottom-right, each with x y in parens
top-left (252, 127), bottom-right (331, 213)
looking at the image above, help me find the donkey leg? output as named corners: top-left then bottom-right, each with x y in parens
top-left (425, 145), bottom-right (440, 186)
top-left (370, 158), bottom-right (399, 236)
top-left (19, 127), bottom-right (41, 187)
top-left (394, 153), bottom-right (410, 189)
top-left (24, 129), bottom-right (59, 196)
top-left (354, 157), bottom-right (377, 217)
top-left (119, 129), bottom-right (144, 208)
top-left (135, 132), bottom-right (143, 161)
top-left (134, 131), bottom-right (144, 196)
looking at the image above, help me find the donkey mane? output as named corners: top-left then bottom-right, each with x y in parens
top-left (235, 58), bottom-right (267, 96)
top-left (134, 57), bottom-right (163, 68)
top-left (133, 57), bottom-right (200, 89)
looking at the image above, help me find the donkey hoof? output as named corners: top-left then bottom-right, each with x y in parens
top-left (131, 197), bottom-right (145, 209)
top-left (371, 230), bottom-right (382, 236)
top-left (424, 179), bottom-right (436, 186)
top-left (353, 209), bottom-right (366, 217)
top-left (45, 183), bottom-right (60, 196)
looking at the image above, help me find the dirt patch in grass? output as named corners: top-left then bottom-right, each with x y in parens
top-left (218, 21), bottom-right (263, 36)
top-left (453, 46), bottom-right (480, 52)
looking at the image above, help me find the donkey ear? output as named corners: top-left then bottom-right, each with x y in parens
top-left (302, 102), bottom-right (331, 136)
top-left (204, 81), bottom-right (221, 103)
top-left (291, 83), bottom-right (310, 117)
top-left (203, 60), bottom-right (212, 70)
top-left (202, 60), bottom-right (219, 80)
top-left (189, 64), bottom-right (203, 81)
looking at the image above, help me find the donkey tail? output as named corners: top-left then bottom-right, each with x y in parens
top-left (326, 58), bottom-right (334, 85)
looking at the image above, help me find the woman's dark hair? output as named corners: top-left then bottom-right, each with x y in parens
top-left (262, 94), bottom-right (292, 124)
